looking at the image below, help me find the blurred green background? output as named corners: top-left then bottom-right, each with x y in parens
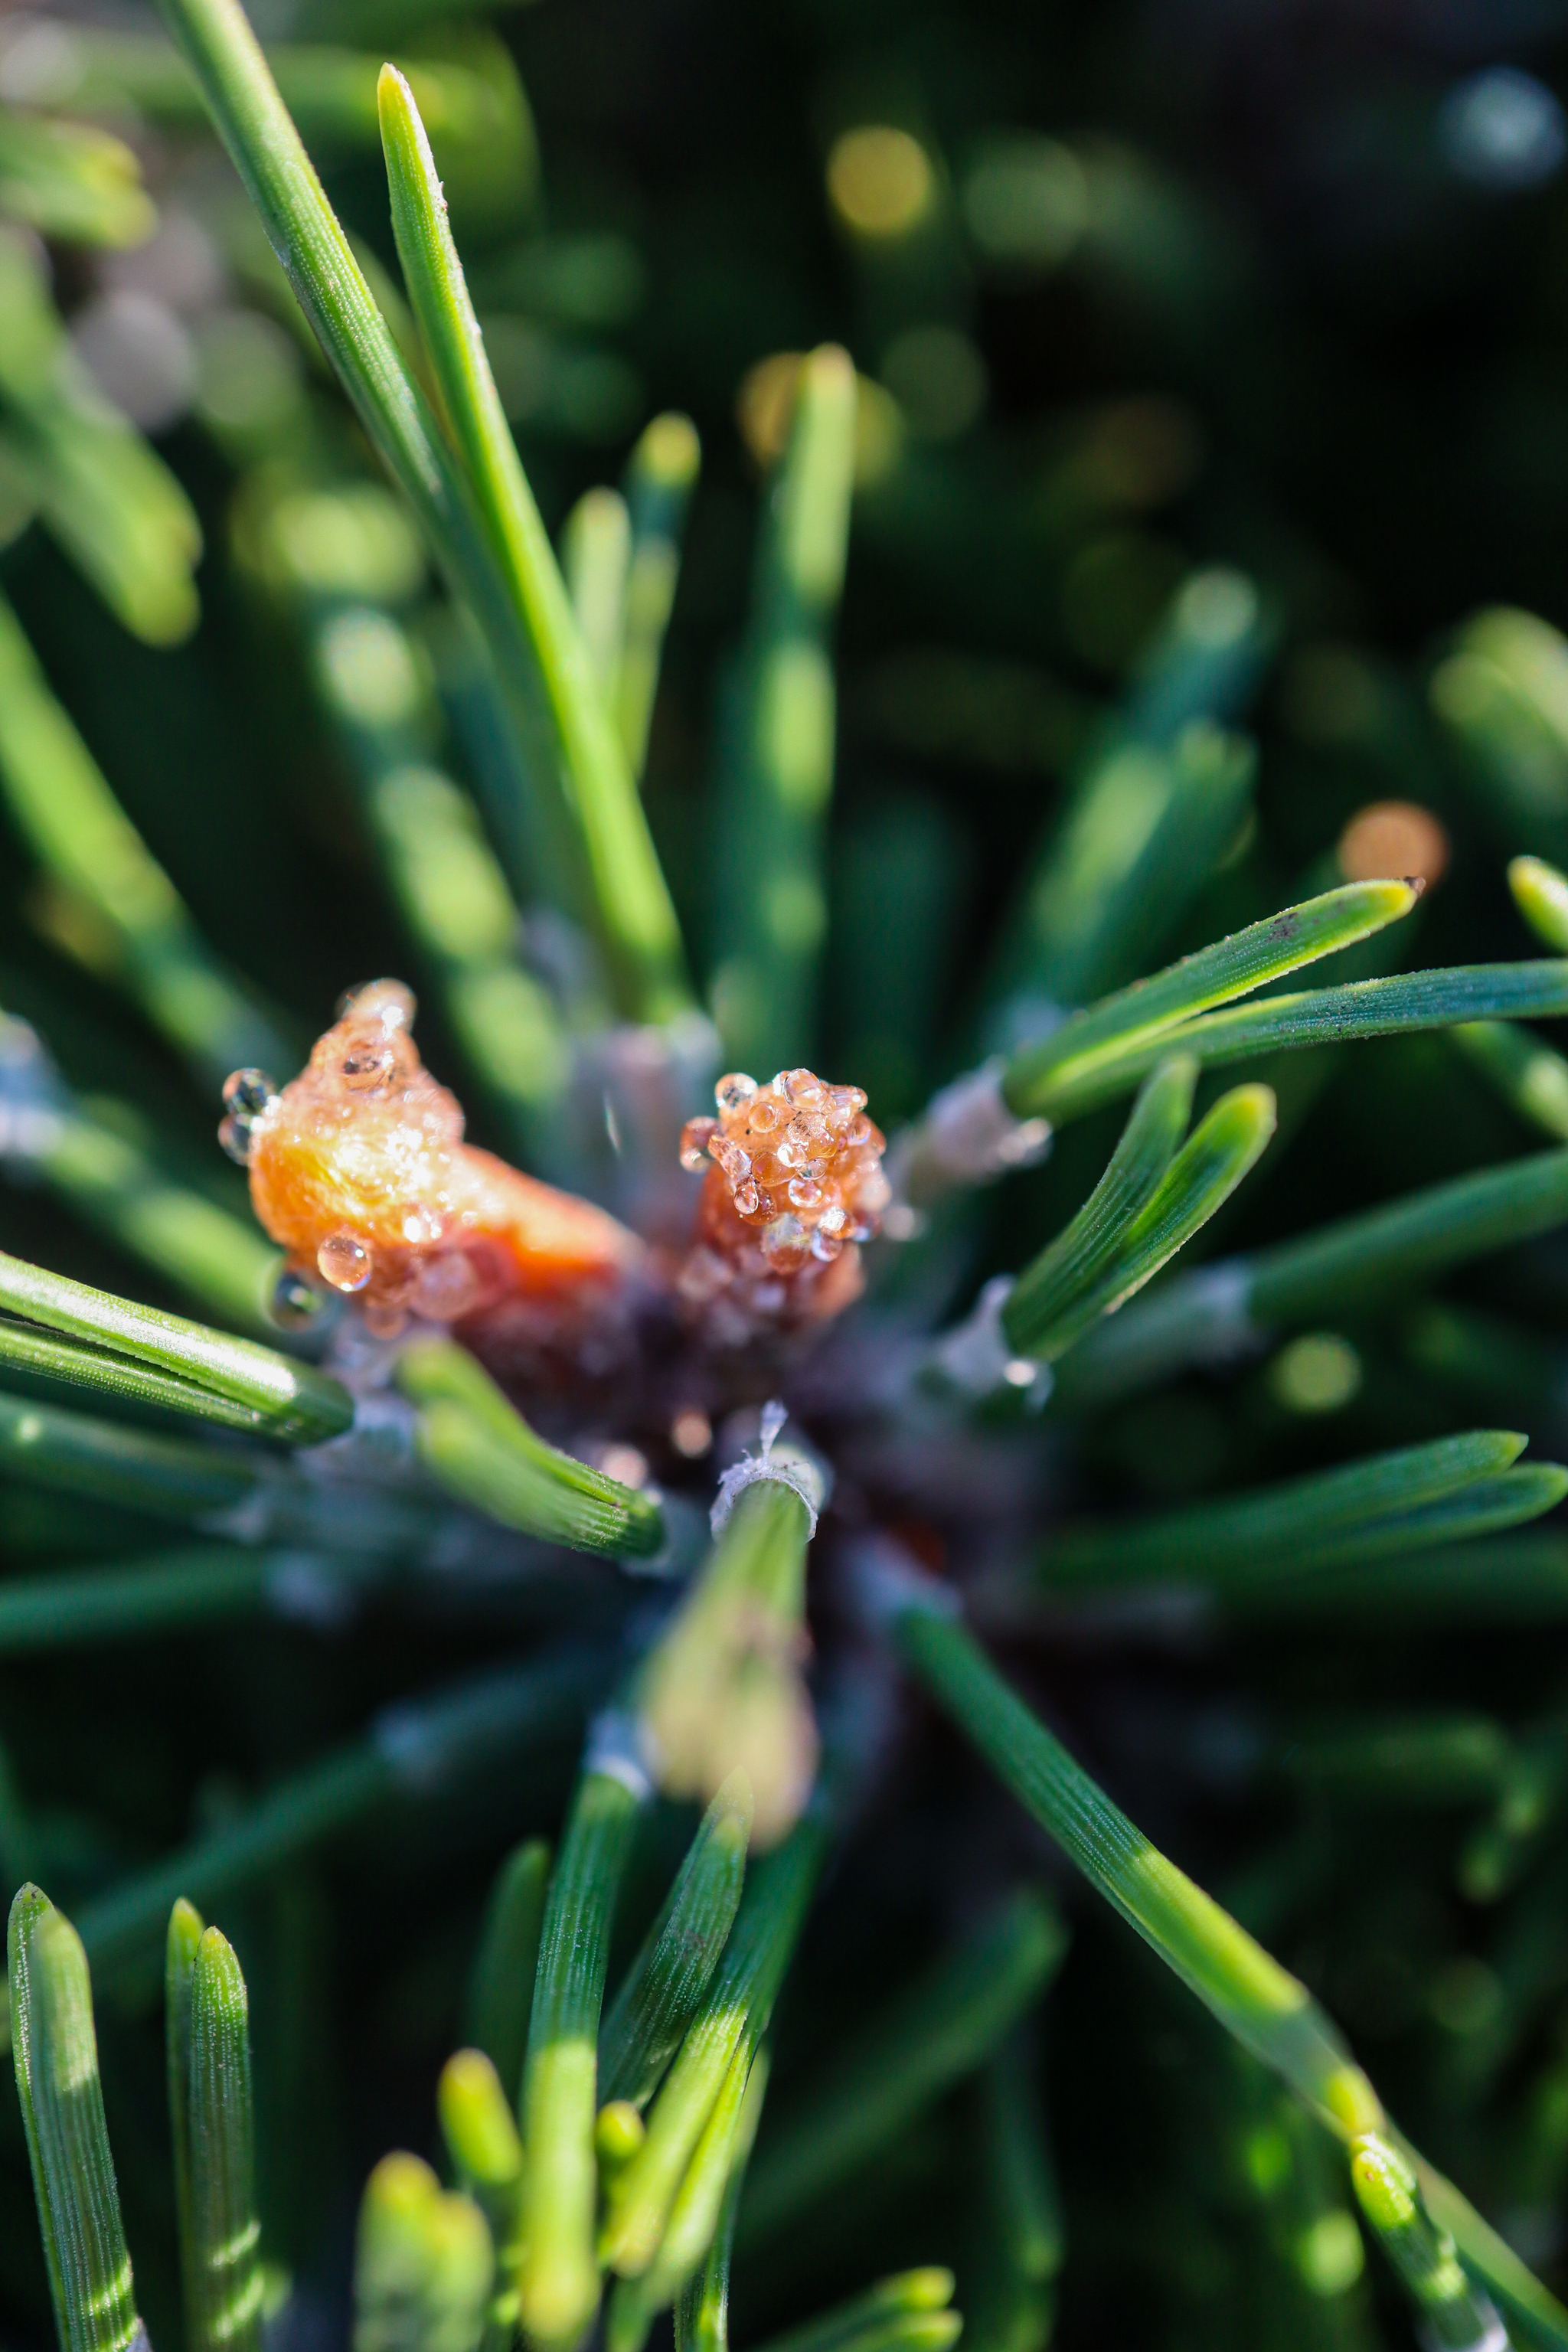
top-left (10, 2), bottom-right (1568, 2348)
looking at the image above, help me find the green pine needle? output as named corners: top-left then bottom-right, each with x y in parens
top-left (8, 1886), bottom-right (147, 2352)
top-left (377, 61), bottom-right (688, 1021)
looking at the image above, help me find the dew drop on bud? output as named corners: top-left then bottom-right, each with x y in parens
top-left (223, 1068), bottom-right (276, 1116)
top-left (734, 1181), bottom-right (762, 1217)
top-left (318, 1230), bottom-right (373, 1292)
top-left (218, 1067), bottom-right (277, 1165)
top-left (715, 1072), bottom-right (757, 1113)
top-left (679, 1116), bottom-right (717, 1172)
top-left (217, 1115), bottom-right (253, 1167)
top-left (336, 978), bottom-right (416, 1028)
top-left (269, 1268), bottom-right (326, 1329)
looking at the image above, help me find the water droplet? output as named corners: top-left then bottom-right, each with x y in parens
top-left (679, 1116), bottom-right (718, 1172)
top-left (336, 978), bottom-right (416, 1027)
top-left (223, 1068), bottom-right (276, 1115)
top-left (217, 1114), bottom-right (253, 1166)
top-left (711, 1137), bottom-right (751, 1186)
top-left (810, 1228), bottom-right (843, 1262)
top-left (788, 1177), bottom-right (823, 1209)
top-left (733, 1181), bottom-right (762, 1217)
top-left (269, 1268), bottom-right (326, 1329)
top-left (780, 1068), bottom-right (823, 1105)
top-left (848, 1115), bottom-right (874, 1147)
top-left (747, 1099), bottom-right (782, 1135)
top-left (715, 1072), bottom-right (758, 1112)
top-left (218, 1067), bottom-right (277, 1164)
top-left (318, 1230), bottom-right (373, 1292)
top-left (818, 1205), bottom-right (848, 1236)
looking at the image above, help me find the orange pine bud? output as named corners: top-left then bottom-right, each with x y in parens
top-left (233, 982), bottom-right (644, 1351)
top-left (675, 1067), bottom-right (888, 1341)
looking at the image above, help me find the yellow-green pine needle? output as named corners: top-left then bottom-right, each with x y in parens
top-left (1039, 1429), bottom-right (1540, 1591)
top-left (618, 413), bottom-right (701, 780)
top-left (377, 64), bottom-right (689, 1022)
top-left (744, 2273), bottom-right (961, 2352)
top-left (639, 1481), bottom-right (817, 1847)
top-left (599, 1769), bottom-right (753, 2110)
top-left (710, 345), bottom-right (858, 1073)
top-left (1034, 1082), bottom-right (1276, 1365)
top-left (994, 719), bottom-right (1256, 1018)
top-left (517, 1763), bottom-right (644, 2352)
top-left (0, 593), bottom-right (292, 1091)
top-left (563, 486), bottom-right (631, 700)
top-left (303, 595), bottom-right (567, 1155)
top-left (167, 1899), bottom-right (204, 2352)
top-left (0, 1387), bottom-right (262, 1520)
top-left (1028, 959), bottom-right (1568, 1127)
top-left (607, 2041), bottom-right (763, 2352)
top-left (601, 1821), bottom-right (825, 2280)
top-left (1002, 879), bottom-right (1416, 1119)
top-left (186, 1928), bottom-right (264, 2352)
top-left (8, 1886), bottom-right (148, 2352)
top-left (398, 1338), bottom-right (664, 1558)
top-left (439, 2048), bottom-right (524, 2282)
top-left (1511, 854), bottom-right (1568, 951)
top-left (441, 2050), bottom-right (524, 2194)
top-left (1350, 2135), bottom-right (1506, 2352)
top-left (150, 0), bottom-right (589, 931)
top-left (466, 1838), bottom-right (551, 2107)
top-left (673, 2051), bottom-right (768, 2352)
top-left (890, 1589), bottom-right (1565, 2345)
top-left (1057, 1148), bottom-right (1568, 1406)
top-left (354, 2153), bottom-right (495, 2352)
top-left (31, 1096), bottom-right (280, 1336)
top-left (0, 1250), bottom-right (354, 1442)
top-left (1002, 1054), bottom-right (1196, 1357)
top-left (1453, 1019), bottom-right (1568, 1141)
top-left (0, 228), bottom-right (201, 645)
top-left (0, 111), bottom-right (155, 248)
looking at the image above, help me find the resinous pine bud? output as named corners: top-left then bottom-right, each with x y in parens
top-left (230, 982), bottom-right (645, 1366)
top-left (230, 996), bottom-right (884, 1372)
top-left (677, 1067), bottom-right (888, 1341)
